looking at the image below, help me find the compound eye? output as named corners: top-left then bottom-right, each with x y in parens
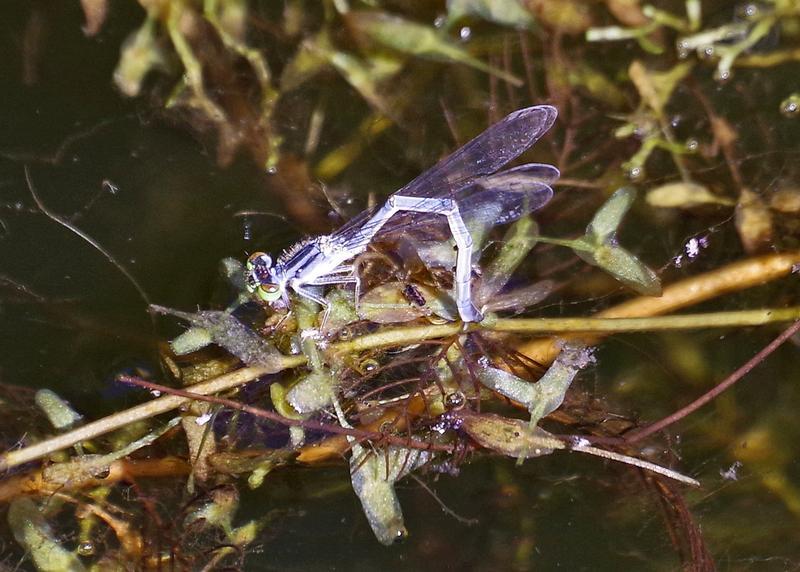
top-left (257, 283), bottom-right (282, 303)
top-left (246, 252), bottom-right (272, 271)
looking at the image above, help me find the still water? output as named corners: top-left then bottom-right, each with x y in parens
top-left (1, 2), bottom-right (799, 570)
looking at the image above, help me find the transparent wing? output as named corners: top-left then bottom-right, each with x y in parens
top-left (370, 162), bottom-right (558, 240)
top-left (397, 105), bottom-right (557, 199)
top-left (327, 106), bottom-right (558, 255)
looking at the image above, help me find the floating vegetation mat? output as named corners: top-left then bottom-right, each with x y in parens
top-left (1, 0), bottom-right (799, 569)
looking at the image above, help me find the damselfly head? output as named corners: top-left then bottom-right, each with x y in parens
top-left (245, 252), bottom-right (286, 304)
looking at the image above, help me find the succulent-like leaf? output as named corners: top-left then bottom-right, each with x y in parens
top-left (460, 413), bottom-right (555, 458)
top-left (646, 181), bottom-right (735, 208)
top-left (628, 60), bottom-right (694, 116)
top-left (446, 0), bottom-right (533, 28)
top-left (578, 243), bottom-right (662, 296)
top-left (586, 186), bottom-right (637, 243)
top-left (346, 11), bottom-right (522, 85)
top-left (350, 446), bottom-right (432, 545)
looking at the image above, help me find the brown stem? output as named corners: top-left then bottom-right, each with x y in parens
top-left (624, 319), bottom-right (800, 443)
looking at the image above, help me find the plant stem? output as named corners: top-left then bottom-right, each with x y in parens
top-left (3, 251), bottom-right (799, 471)
top-left (0, 363), bottom-right (292, 472)
top-left (490, 307), bottom-right (800, 333)
top-left (625, 319), bottom-right (800, 443)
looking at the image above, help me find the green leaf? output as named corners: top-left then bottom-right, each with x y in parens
top-left (446, 0), bottom-right (533, 29)
top-left (349, 446), bottom-right (432, 545)
top-left (586, 187), bottom-right (637, 243)
top-left (477, 345), bottom-right (593, 426)
top-left (346, 11), bottom-right (522, 86)
top-left (460, 413), bottom-right (556, 459)
top-left (281, 31), bottom-right (400, 114)
top-left (9, 498), bottom-right (88, 572)
top-left (286, 370), bottom-right (335, 415)
top-left (151, 305), bottom-right (281, 367)
top-left (35, 389), bottom-right (83, 430)
top-left (578, 243), bottom-right (662, 296)
top-left (280, 35), bottom-right (331, 91)
top-left (628, 60), bottom-right (694, 117)
top-left (114, 17), bottom-right (170, 97)
top-left (646, 181), bottom-right (735, 208)
top-left (568, 63), bottom-right (628, 108)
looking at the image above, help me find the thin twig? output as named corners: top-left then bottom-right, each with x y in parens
top-left (0, 364), bottom-right (281, 471)
top-left (409, 473), bottom-right (479, 526)
top-left (120, 376), bottom-right (453, 454)
top-left (24, 165), bottom-right (154, 320)
top-left (625, 319), bottom-right (800, 443)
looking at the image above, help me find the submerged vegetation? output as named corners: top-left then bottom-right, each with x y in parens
top-left (1, 0), bottom-right (800, 569)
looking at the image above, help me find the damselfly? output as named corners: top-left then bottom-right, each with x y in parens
top-left (245, 105), bottom-right (559, 322)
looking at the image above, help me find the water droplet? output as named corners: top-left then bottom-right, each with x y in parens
top-left (737, 3), bottom-right (759, 19)
top-left (77, 540), bottom-right (95, 556)
top-left (625, 165), bottom-right (645, 181)
top-left (780, 96), bottom-right (799, 118)
top-left (459, 26), bottom-right (471, 40)
top-left (685, 138), bottom-right (699, 152)
top-left (359, 358), bottom-right (379, 374)
top-left (445, 391), bottom-right (466, 409)
top-left (698, 45), bottom-right (715, 60)
top-left (266, 166), bottom-right (278, 175)
top-left (713, 68), bottom-right (731, 83)
top-left (433, 15), bottom-right (446, 28)
top-left (670, 114), bottom-right (682, 128)
top-left (676, 40), bottom-right (690, 59)
top-left (393, 527), bottom-right (409, 543)
top-left (241, 217), bottom-right (253, 241)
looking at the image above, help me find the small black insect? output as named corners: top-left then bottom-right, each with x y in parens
top-left (402, 283), bottom-right (426, 307)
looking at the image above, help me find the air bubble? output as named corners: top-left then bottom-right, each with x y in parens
top-left (459, 27), bottom-right (472, 40)
top-left (359, 358), bottom-right (379, 374)
top-left (241, 217), bottom-right (253, 241)
top-left (393, 526), bottom-right (409, 543)
top-left (737, 3), bottom-right (759, 19)
top-left (780, 96), bottom-right (799, 118)
top-left (445, 391), bottom-right (466, 409)
top-left (77, 541), bottom-right (95, 556)
top-left (685, 138), bottom-right (699, 152)
top-left (625, 165), bottom-right (645, 181)
top-left (698, 45), bottom-right (715, 60)
top-left (713, 68), bottom-right (731, 83)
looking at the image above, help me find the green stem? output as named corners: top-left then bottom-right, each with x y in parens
top-left (488, 307), bottom-right (800, 333)
top-left (534, 236), bottom-right (591, 251)
top-left (4, 307), bottom-right (799, 471)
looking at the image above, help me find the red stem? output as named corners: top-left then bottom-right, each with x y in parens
top-left (625, 320), bottom-right (800, 443)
